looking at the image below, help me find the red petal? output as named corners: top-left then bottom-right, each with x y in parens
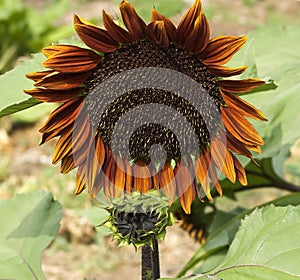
top-left (147, 21), bottom-right (170, 47)
top-left (175, 0), bottom-right (202, 46)
top-left (74, 14), bottom-right (118, 53)
top-left (120, 0), bottom-right (147, 40)
top-left (24, 88), bottom-right (82, 103)
top-left (207, 65), bottom-right (247, 78)
top-left (43, 47), bottom-right (102, 73)
top-left (201, 36), bottom-right (247, 65)
top-left (221, 90), bottom-right (267, 121)
top-left (219, 79), bottom-right (265, 94)
top-left (102, 10), bottom-right (135, 44)
top-left (34, 71), bottom-right (90, 90)
top-left (151, 9), bottom-right (176, 41)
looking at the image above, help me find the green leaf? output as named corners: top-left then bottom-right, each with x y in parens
top-left (178, 193), bottom-right (300, 277)
top-left (0, 53), bottom-right (47, 120)
top-left (0, 97), bottom-right (42, 118)
top-left (210, 205), bottom-right (300, 279)
top-left (0, 190), bottom-right (62, 280)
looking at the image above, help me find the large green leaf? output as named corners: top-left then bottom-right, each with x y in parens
top-left (0, 191), bottom-right (62, 280)
top-left (164, 205), bottom-right (300, 280)
top-left (178, 193), bottom-right (300, 277)
top-left (209, 205), bottom-right (300, 279)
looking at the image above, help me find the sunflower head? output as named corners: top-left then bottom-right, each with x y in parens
top-left (25, 0), bottom-right (267, 214)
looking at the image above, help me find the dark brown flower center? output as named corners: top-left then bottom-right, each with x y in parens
top-left (85, 39), bottom-right (223, 163)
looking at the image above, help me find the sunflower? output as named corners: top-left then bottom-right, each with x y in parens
top-left (25, 0), bottom-right (266, 214)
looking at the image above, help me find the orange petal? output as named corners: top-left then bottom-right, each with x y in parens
top-left (222, 90), bottom-right (267, 121)
top-left (147, 21), bottom-right (170, 47)
top-left (60, 155), bottom-right (76, 174)
top-left (102, 10), bottom-right (135, 44)
top-left (207, 65), bottom-right (247, 78)
top-left (87, 134), bottom-right (106, 192)
top-left (221, 106), bottom-right (264, 147)
top-left (102, 152), bottom-right (116, 198)
top-left (74, 14), bottom-right (118, 53)
top-left (225, 130), bottom-right (253, 159)
top-left (232, 154), bottom-right (247, 186)
top-left (114, 155), bottom-right (126, 191)
top-left (24, 88), bottom-right (82, 103)
top-left (210, 137), bottom-right (236, 183)
top-left (43, 44), bottom-right (88, 57)
top-left (133, 161), bottom-right (152, 193)
top-left (174, 162), bottom-right (196, 214)
top-left (124, 157), bottom-right (133, 193)
top-left (39, 98), bottom-right (84, 134)
top-left (43, 47), bottom-right (102, 73)
top-left (195, 149), bottom-right (212, 201)
top-left (159, 162), bottom-right (176, 203)
top-left (175, 0), bottom-right (202, 46)
top-left (151, 9), bottom-right (176, 41)
top-left (34, 71), bottom-right (90, 90)
top-left (26, 70), bottom-right (54, 82)
top-left (185, 13), bottom-right (210, 54)
top-left (52, 128), bottom-right (73, 164)
top-left (201, 36), bottom-right (247, 65)
top-left (120, 0), bottom-right (147, 40)
top-left (75, 164), bottom-right (86, 194)
top-left (219, 79), bottom-right (265, 94)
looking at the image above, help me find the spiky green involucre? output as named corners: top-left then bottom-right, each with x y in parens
top-left (104, 191), bottom-right (174, 248)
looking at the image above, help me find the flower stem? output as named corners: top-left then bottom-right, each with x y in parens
top-left (141, 238), bottom-right (160, 280)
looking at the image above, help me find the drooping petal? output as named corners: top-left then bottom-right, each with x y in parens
top-left (26, 70), bottom-right (54, 82)
top-left (226, 130), bottom-right (253, 159)
top-left (221, 90), bottom-right (267, 121)
top-left (102, 10), bottom-right (135, 44)
top-left (175, 162), bottom-right (196, 214)
top-left (43, 47), bottom-right (102, 73)
top-left (75, 163), bottom-right (87, 194)
top-left (201, 36), bottom-right (247, 65)
top-left (74, 14), bottom-right (118, 53)
top-left (175, 0), bottom-right (202, 46)
top-left (159, 162), bottom-right (176, 203)
top-left (207, 65), bottom-right (247, 78)
top-left (210, 137), bottom-right (236, 183)
top-left (119, 0), bottom-right (147, 40)
top-left (151, 9), bottom-right (176, 41)
top-left (24, 88), bottom-right (82, 103)
top-left (219, 79), bottom-right (265, 94)
top-left (114, 155), bottom-right (126, 191)
top-left (39, 98), bottom-right (84, 135)
top-left (34, 71), bottom-right (90, 90)
top-left (195, 149), bottom-right (212, 201)
top-left (147, 21), bottom-right (170, 47)
top-left (221, 106), bottom-right (264, 147)
top-left (86, 134), bottom-right (106, 192)
top-left (133, 161), bottom-right (152, 193)
top-left (60, 155), bottom-right (76, 174)
top-left (232, 154), bottom-right (247, 186)
top-left (124, 157), bottom-right (133, 193)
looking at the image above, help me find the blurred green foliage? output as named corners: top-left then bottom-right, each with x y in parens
top-left (0, 0), bottom-right (72, 74)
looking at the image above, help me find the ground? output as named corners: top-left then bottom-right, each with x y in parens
top-left (1, 0), bottom-right (299, 279)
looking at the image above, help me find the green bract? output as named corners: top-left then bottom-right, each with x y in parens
top-left (104, 191), bottom-right (174, 248)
